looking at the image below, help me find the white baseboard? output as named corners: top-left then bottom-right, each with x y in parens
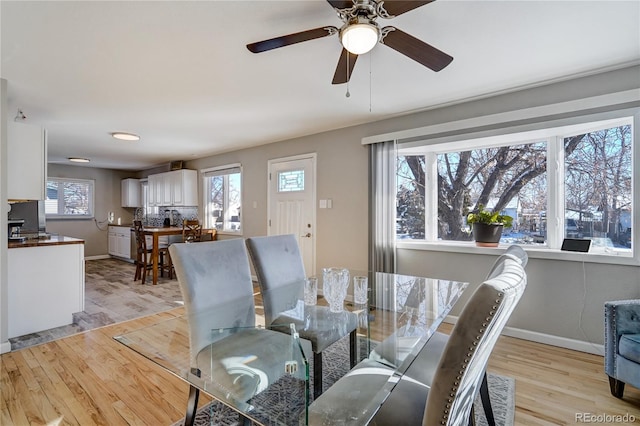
top-left (0, 341), bottom-right (12, 354)
top-left (444, 315), bottom-right (604, 356)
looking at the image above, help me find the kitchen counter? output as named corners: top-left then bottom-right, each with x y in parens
top-left (8, 237), bottom-right (85, 340)
top-left (8, 235), bottom-right (84, 249)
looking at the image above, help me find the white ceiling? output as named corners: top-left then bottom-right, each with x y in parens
top-left (2, 0), bottom-right (639, 170)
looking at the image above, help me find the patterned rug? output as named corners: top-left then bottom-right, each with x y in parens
top-left (171, 337), bottom-right (515, 426)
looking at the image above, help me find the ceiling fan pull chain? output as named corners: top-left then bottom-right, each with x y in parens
top-left (346, 50), bottom-right (351, 98)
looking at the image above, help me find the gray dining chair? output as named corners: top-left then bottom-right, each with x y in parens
top-left (245, 234), bottom-right (359, 399)
top-left (170, 239), bottom-right (311, 426)
top-left (368, 245), bottom-right (528, 425)
top-left (309, 254), bottom-right (527, 426)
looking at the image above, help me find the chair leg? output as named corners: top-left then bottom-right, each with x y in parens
top-left (349, 329), bottom-right (357, 368)
top-left (184, 368), bottom-right (201, 426)
top-left (313, 352), bottom-right (323, 399)
top-left (480, 371), bottom-right (496, 426)
top-left (608, 376), bottom-right (625, 398)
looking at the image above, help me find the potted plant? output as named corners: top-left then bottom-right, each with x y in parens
top-left (467, 205), bottom-right (513, 247)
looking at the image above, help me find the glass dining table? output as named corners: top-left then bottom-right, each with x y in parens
top-left (114, 270), bottom-right (468, 425)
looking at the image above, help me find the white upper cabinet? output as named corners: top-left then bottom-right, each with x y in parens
top-left (147, 169), bottom-right (197, 207)
top-left (121, 178), bottom-right (141, 207)
top-left (8, 122), bottom-right (47, 200)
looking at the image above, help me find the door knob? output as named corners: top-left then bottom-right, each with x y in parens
top-left (301, 232), bottom-right (312, 238)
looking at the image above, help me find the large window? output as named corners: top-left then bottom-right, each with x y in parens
top-left (202, 165), bottom-right (242, 233)
top-left (396, 117), bottom-right (633, 256)
top-left (45, 178), bottom-right (94, 219)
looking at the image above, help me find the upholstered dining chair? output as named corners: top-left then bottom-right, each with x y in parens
top-left (245, 234), bottom-right (359, 399)
top-left (169, 239), bottom-right (311, 426)
top-left (309, 254), bottom-right (527, 426)
top-left (368, 245), bottom-right (528, 425)
top-left (133, 220), bottom-right (170, 284)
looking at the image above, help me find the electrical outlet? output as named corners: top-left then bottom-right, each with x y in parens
top-left (108, 211), bottom-right (114, 223)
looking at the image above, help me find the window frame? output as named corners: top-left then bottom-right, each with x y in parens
top-left (45, 177), bottom-right (95, 219)
top-left (394, 113), bottom-right (639, 266)
top-left (201, 164), bottom-right (243, 235)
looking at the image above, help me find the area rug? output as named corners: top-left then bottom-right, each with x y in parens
top-left (171, 337), bottom-right (515, 426)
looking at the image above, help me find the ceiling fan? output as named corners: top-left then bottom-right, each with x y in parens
top-left (246, 0), bottom-right (453, 85)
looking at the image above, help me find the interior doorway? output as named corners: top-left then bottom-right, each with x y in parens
top-left (267, 154), bottom-right (317, 275)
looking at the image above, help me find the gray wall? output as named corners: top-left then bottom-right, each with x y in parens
top-left (186, 124), bottom-right (371, 272)
top-left (46, 164), bottom-right (138, 257)
top-left (185, 65), bottom-right (640, 350)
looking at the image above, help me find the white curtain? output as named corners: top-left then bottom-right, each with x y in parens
top-left (369, 140), bottom-right (397, 273)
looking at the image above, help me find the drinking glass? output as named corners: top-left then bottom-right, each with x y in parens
top-left (323, 267), bottom-right (350, 313)
top-left (304, 277), bottom-right (318, 306)
top-left (353, 276), bottom-right (368, 304)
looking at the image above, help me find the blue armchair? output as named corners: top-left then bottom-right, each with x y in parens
top-left (604, 299), bottom-right (640, 398)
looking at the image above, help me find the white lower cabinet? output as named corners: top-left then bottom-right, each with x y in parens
top-left (108, 226), bottom-right (131, 259)
top-left (8, 243), bottom-right (85, 339)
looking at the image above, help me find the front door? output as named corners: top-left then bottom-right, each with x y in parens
top-left (268, 154), bottom-right (316, 276)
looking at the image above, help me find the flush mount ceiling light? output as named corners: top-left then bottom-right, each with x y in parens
top-left (340, 18), bottom-right (380, 55)
top-left (111, 132), bottom-right (140, 141)
top-left (68, 157), bottom-right (90, 163)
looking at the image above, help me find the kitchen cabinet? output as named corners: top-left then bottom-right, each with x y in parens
top-left (108, 226), bottom-right (131, 259)
top-left (148, 169), bottom-right (197, 207)
top-left (7, 122), bottom-right (47, 200)
top-left (121, 178), bottom-right (141, 207)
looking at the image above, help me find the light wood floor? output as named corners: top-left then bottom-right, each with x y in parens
top-left (2, 308), bottom-right (639, 426)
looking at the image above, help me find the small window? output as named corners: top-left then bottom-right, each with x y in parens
top-left (202, 165), bottom-right (242, 233)
top-left (46, 178), bottom-right (95, 219)
top-left (278, 170), bottom-right (305, 192)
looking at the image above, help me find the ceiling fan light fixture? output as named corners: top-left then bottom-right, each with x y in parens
top-left (341, 20), bottom-right (379, 55)
top-left (111, 132), bottom-right (140, 141)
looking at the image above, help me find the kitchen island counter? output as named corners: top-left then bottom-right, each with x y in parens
top-left (8, 235), bottom-right (84, 249)
top-left (8, 238), bottom-right (85, 342)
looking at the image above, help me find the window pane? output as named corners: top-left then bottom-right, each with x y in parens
top-left (45, 181), bottom-right (59, 214)
top-left (564, 125), bottom-right (632, 252)
top-left (205, 169), bottom-right (242, 232)
top-left (437, 142), bottom-right (547, 243)
top-left (396, 155), bottom-right (425, 239)
top-left (278, 170), bottom-right (304, 192)
top-left (63, 181), bottom-right (91, 215)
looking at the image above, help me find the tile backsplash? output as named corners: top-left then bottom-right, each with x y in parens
top-left (134, 207), bottom-right (198, 227)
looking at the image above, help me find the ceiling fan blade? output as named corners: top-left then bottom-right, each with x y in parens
top-left (247, 26), bottom-right (338, 53)
top-left (381, 27), bottom-right (453, 72)
top-left (332, 48), bottom-right (359, 84)
top-left (377, 1), bottom-right (434, 18)
top-left (326, 0), bottom-right (355, 10)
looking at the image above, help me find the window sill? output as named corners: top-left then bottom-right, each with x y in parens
top-left (395, 240), bottom-right (639, 266)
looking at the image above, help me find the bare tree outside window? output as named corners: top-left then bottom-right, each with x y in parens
top-left (396, 120), bottom-right (632, 253)
top-left (565, 125), bottom-right (632, 248)
top-left (46, 178), bottom-right (94, 217)
top-left (204, 168), bottom-right (242, 232)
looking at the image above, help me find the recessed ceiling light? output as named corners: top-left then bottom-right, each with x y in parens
top-left (68, 157), bottom-right (90, 163)
top-left (111, 132), bottom-right (140, 141)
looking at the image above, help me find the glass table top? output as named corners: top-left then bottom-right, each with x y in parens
top-left (114, 270), bottom-right (468, 425)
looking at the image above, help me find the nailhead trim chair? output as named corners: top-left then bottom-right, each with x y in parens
top-left (309, 254), bottom-right (527, 426)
